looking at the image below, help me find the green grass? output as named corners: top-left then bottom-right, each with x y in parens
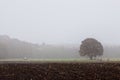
top-left (0, 58), bottom-right (120, 63)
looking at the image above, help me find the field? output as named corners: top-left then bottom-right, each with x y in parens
top-left (0, 59), bottom-right (120, 80)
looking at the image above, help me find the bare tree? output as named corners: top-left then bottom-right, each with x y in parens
top-left (79, 38), bottom-right (104, 60)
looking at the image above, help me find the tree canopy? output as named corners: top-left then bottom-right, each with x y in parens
top-left (79, 38), bottom-right (104, 60)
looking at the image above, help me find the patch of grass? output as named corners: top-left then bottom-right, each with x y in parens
top-left (0, 58), bottom-right (120, 63)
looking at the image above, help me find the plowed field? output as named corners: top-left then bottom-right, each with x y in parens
top-left (0, 62), bottom-right (120, 80)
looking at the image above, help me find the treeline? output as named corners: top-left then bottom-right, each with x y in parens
top-left (0, 35), bottom-right (40, 59)
top-left (0, 35), bottom-right (120, 59)
top-left (104, 46), bottom-right (120, 58)
top-left (0, 35), bottom-right (79, 59)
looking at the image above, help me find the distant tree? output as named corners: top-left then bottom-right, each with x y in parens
top-left (0, 43), bottom-right (8, 59)
top-left (79, 38), bottom-right (104, 60)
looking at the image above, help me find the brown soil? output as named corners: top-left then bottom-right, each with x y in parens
top-left (0, 62), bottom-right (120, 80)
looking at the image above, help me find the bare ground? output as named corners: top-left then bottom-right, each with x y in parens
top-left (0, 61), bottom-right (120, 80)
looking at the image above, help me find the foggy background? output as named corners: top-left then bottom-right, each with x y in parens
top-left (0, 0), bottom-right (120, 45)
top-left (0, 0), bottom-right (120, 59)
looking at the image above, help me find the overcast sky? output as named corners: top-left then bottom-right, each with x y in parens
top-left (0, 0), bottom-right (120, 45)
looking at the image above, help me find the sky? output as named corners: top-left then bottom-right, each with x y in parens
top-left (0, 0), bottom-right (120, 45)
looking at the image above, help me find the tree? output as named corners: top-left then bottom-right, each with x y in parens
top-left (79, 38), bottom-right (104, 60)
top-left (0, 42), bottom-right (8, 59)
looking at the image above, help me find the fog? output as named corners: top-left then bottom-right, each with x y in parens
top-left (0, 35), bottom-right (120, 59)
top-left (0, 0), bottom-right (120, 45)
top-left (0, 0), bottom-right (120, 59)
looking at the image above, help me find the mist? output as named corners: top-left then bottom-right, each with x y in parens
top-left (0, 0), bottom-right (120, 59)
top-left (0, 0), bottom-right (120, 45)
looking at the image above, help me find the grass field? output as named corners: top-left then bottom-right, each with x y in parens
top-left (0, 58), bottom-right (120, 63)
